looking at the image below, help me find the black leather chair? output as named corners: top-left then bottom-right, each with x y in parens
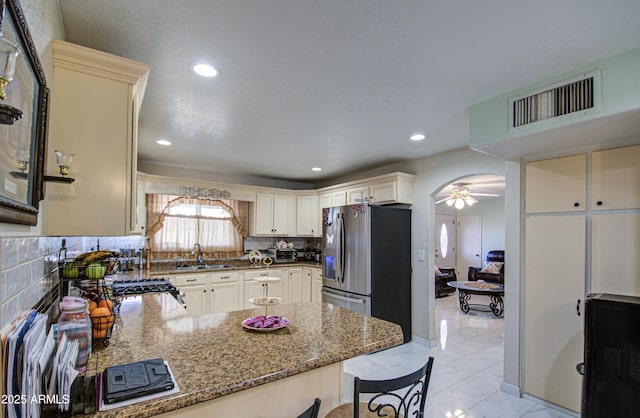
top-left (325, 357), bottom-right (434, 418)
top-left (468, 250), bottom-right (504, 285)
top-left (297, 398), bottom-right (321, 418)
top-left (435, 267), bottom-right (456, 298)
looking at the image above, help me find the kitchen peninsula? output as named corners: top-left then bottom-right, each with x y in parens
top-left (85, 292), bottom-right (403, 417)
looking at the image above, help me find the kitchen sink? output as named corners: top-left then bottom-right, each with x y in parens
top-left (174, 264), bottom-right (231, 271)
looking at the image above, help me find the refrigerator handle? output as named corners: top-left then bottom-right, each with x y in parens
top-left (337, 212), bottom-right (346, 282)
top-left (322, 290), bottom-right (366, 304)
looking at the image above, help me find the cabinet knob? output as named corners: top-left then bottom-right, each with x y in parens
top-left (596, 201), bottom-right (603, 206)
top-left (574, 202), bottom-right (580, 207)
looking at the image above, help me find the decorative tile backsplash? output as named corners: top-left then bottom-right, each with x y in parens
top-left (0, 235), bottom-right (144, 328)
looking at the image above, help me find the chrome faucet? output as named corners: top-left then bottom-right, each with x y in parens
top-left (192, 243), bottom-right (203, 265)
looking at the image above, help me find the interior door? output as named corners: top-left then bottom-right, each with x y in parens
top-left (457, 214), bottom-right (482, 277)
top-left (434, 214), bottom-right (455, 269)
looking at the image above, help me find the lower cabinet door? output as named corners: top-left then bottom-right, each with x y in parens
top-left (210, 282), bottom-right (239, 314)
top-left (244, 280), bottom-right (285, 308)
top-left (182, 284), bottom-right (208, 317)
top-left (288, 268), bottom-right (303, 303)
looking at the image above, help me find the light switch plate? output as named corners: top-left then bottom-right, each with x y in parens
top-left (417, 250), bottom-right (425, 262)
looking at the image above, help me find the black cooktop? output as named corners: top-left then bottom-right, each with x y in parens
top-left (111, 278), bottom-right (178, 296)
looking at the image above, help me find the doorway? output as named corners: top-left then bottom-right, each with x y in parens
top-left (434, 213), bottom-right (455, 269)
top-left (457, 213), bottom-right (482, 278)
top-left (435, 212), bottom-right (482, 277)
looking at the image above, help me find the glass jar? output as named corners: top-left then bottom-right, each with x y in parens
top-left (57, 296), bottom-right (92, 373)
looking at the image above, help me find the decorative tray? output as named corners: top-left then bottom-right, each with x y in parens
top-left (242, 315), bottom-right (290, 332)
top-left (248, 297), bottom-right (283, 306)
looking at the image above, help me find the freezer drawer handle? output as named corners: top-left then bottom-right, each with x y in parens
top-left (322, 290), bottom-right (365, 304)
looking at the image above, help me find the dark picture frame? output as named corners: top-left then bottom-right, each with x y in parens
top-left (0, 0), bottom-right (48, 225)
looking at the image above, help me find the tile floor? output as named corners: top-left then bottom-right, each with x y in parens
top-left (342, 293), bottom-right (577, 418)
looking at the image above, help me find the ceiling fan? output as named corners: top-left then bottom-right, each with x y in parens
top-left (435, 182), bottom-right (500, 209)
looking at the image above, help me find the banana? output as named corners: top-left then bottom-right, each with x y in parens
top-left (75, 250), bottom-right (120, 264)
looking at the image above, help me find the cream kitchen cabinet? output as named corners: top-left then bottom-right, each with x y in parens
top-left (320, 191), bottom-right (347, 208)
top-left (244, 269), bottom-right (286, 308)
top-left (209, 272), bottom-right (240, 314)
top-left (591, 213), bottom-right (640, 297)
top-left (253, 193), bottom-right (296, 236)
top-left (523, 144), bottom-right (640, 412)
top-left (45, 40), bottom-right (150, 236)
top-left (312, 268), bottom-right (322, 303)
top-left (296, 194), bottom-right (320, 237)
top-left (167, 272), bottom-right (240, 315)
top-left (304, 267), bottom-right (322, 303)
top-left (591, 144), bottom-right (640, 210)
top-left (524, 216), bottom-right (585, 412)
top-left (287, 267), bottom-right (312, 303)
top-left (525, 154), bottom-right (587, 213)
top-left (172, 274), bottom-right (209, 317)
top-left (347, 187), bottom-right (369, 205)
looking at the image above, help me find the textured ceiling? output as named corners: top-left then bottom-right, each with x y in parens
top-left (58, 0), bottom-right (640, 184)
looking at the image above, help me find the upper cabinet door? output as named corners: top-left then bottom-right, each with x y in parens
top-left (254, 193), bottom-right (276, 235)
top-left (591, 144), bottom-right (640, 210)
top-left (526, 154), bottom-right (587, 213)
top-left (296, 195), bottom-right (320, 236)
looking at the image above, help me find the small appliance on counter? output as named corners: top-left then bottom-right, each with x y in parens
top-left (266, 247), bottom-right (297, 263)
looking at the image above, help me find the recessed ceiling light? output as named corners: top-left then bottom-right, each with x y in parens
top-left (156, 139), bottom-right (172, 146)
top-left (192, 63), bottom-right (220, 78)
top-left (410, 133), bottom-right (426, 141)
top-left (312, 167), bottom-right (322, 172)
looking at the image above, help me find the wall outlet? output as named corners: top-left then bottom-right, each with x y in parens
top-left (417, 250), bottom-right (425, 262)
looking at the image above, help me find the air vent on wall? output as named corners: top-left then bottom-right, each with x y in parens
top-left (511, 70), bottom-right (600, 128)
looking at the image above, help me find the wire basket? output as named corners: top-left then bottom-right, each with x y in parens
top-left (90, 305), bottom-right (116, 347)
top-left (60, 258), bottom-right (113, 280)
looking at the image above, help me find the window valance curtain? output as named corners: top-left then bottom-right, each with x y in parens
top-left (146, 194), bottom-right (248, 260)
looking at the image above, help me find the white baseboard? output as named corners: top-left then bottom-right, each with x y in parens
top-left (500, 381), bottom-right (521, 397)
top-left (411, 334), bottom-right (436, 347)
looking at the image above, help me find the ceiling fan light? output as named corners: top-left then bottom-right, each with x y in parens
top-left (446, 198), bottom-right (455, 206)
top-left (454, 198), bottom-right (465, 210)
top-left (464, 196), bottom-right (478, 206)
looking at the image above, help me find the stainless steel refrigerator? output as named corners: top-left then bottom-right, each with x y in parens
top-left (321, 203), bottom-right (411, 343)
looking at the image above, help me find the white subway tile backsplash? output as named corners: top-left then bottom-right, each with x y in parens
top-left (0, 235), bottom-right (142, 328)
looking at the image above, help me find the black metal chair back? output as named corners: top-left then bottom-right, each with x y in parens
top-left (354, 356), bottom-right (434, 418)
top-left (297, 397), bottom-right (321, 418)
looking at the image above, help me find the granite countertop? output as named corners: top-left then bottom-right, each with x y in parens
top-left (85, 295), bottom-right (403, 417)
top-left (144, 260), bottom-right (323, 277)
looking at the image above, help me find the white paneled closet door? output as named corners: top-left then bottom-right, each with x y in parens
top-left (525, 215), bottom-right (585, 412)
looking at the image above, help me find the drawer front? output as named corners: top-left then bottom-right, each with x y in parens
top-left (173, 273), bottom-right (207, 286)
top-left (211, 271), bottom-right (239, 283)
top-left (244, 269), bottom-right (283, 281)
